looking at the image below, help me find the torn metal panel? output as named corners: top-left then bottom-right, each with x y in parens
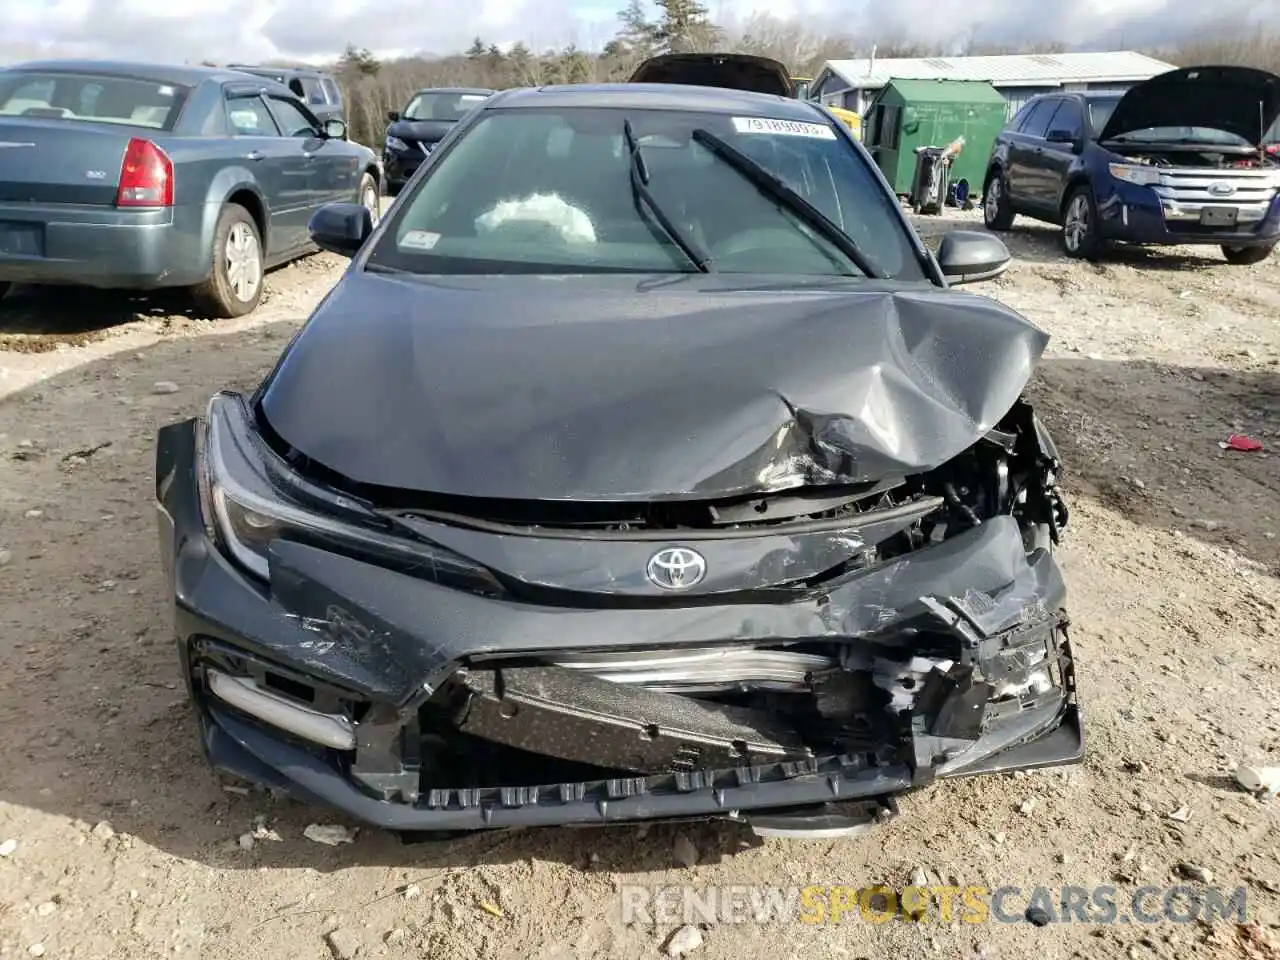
top-left (260, 514), bottom-right (1063, 704)
top-left (454, 665), bottom-right (812, 771)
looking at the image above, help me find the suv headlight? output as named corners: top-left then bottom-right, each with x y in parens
top-left (199, 392), bottom-right (493, 588)
top-left (385, 135), bottom-right (408, 151)
top-left (1108, 163), bottom-right (1162, 186)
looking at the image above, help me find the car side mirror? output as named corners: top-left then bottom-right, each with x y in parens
top-left (1046, 128), bottom-right (1082, 151)
top-left (937, 229), bottom-right (1011, 284)
top-left (308, 202), bottom-right (373, 257)
top-left (387, 110), bottom-right (400, 122)
top-left (323, 118), bottom-right (348, 140)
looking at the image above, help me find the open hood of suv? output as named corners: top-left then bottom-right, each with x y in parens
top-left (629, 53), bottom-right (793, 98)
top-left (1098, 65), bottom-right (1280, 145)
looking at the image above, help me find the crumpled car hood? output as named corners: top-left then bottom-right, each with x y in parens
top-left (256, 273), bottom-right (1048, 502)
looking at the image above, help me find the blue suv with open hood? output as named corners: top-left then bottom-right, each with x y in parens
top-left (983, 65), bottom-right (1280, 264)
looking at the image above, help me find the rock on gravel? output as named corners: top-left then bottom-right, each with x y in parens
top-left (0, 838), bottom-right (17, 856)
top-left (1178, 863), bottom-right (1214, 883)
top-left (325, 927), bottom-right (362, 959)
top-left (303, 823), bottom-right (355, 846)
top-left (152, 381), bottom-right (179, 394)
top-left (666, 925), bottom-right (704, 957)
top-left (673, 834), bottom-right (699, 869)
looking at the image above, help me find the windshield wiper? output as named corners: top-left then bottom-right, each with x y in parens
top-left (690, 128), bottom-right (882, 278)
top-left (623, 119), bottom-right (712, 273)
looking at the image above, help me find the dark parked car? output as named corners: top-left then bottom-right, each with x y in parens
top-left (0, 60), bottom-right (381, 317)
top-left (227, 65), bottom-right (345, 125)
top-left (156, 83), bottom-right (1078, 836)
top-left (983, 65), bottom-right (1280, 263)
top-left (382, 87), bottom-right (493, 194)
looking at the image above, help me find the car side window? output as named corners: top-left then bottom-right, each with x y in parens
top-left (300, 77), bottom-right (326, 106)
top-left (1018, 99), bottom-right (1058, 139)
top-left (320, 78), bottom-right (342, 105)
top-left (267, 96), bottom-right (319, 138)
top-left (1048, 99), bottom-right (1084, 139)
top-left (226, 95), bottom-right (280, 136)
top-left (1006, 101), bottom-right (1036, 131)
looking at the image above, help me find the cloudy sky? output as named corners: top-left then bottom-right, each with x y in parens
top-left (1, 0), bottom-right (1277, 64)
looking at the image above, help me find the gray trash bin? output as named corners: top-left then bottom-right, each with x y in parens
top-left (910, 146), bottom-right (950, 215)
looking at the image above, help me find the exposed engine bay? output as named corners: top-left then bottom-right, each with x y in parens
top-left (1113, 146), bottom-right (1279, 169)
top-left (379, 398), bottom-right (1074, 796)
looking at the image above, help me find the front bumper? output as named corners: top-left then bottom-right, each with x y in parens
top-left (382, 145), bottom-right (431, 186)
top-left (1096, 179), bottom-right (1280, 247)
top-left (156, 419), bottom-right (1084, 832)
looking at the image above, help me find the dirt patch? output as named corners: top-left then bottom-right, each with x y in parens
top-left (0, 215), bottom-right (1277, 960)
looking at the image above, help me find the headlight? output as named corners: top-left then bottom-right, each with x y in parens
top-left (385, 135), bottom-right (408, 151)
top-left (1108, 163), bottom-right (1161, 186)
top-left (199, 392), bottom-right (495, 589)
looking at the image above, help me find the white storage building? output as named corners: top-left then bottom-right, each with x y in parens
top-left (810, 51), bottom-right (1178, 118)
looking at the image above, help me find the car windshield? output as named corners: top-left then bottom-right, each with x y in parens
top-left (0, 71), bottom-right (189, 130)
top-left (367, 106), bottom-right (921, 279)
top-left (1086, 98), bottom-right (1120, 137)
top-left (402, 91), bottom-right (490, 122)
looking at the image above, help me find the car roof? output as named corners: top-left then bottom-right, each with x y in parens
top-left (411, 86), bottom-right (496, 97)
top-left (5, 59), bottom-right (251, 86)
top-left (229, 64), bottom-right (334, 79)
top-left (490, 83), bottom-right (820, 117)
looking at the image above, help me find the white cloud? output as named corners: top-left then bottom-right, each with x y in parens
top-left (0, 0), bottom-right (1277, 65)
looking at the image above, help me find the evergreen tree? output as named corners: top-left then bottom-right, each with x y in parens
top-left (653, 0), bottom-right (718, 53)
top-left (615, 0), bottom-right (660, 58)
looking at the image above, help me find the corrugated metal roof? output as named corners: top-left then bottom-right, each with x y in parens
top-left (821, 51), bottom-right (1176, 90)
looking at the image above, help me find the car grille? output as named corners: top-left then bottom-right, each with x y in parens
top-left (1151, 168), bottom-right (1279, 223)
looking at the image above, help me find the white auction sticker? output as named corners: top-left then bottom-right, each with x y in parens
top-left (399, 230), bottom-right (441, 250)
top-left (732, 117), bottom-right (837, 139)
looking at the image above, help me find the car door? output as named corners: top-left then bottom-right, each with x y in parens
top-left (265, 94), bottom-right (354, 208)
top-left (224, 91), bottom-right (313, 256)
top-left (1039, 98), bottom-right (1085, 215)
top-left (268, 93), bottom-right (358, 206)
top-left (1005, 98), bottom-right (1058, 211)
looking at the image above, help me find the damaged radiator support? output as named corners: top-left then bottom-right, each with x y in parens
top-left (453, 665), bottom-right (814, 772)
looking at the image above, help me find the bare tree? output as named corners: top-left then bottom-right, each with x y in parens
top-left (328, 22), bottom-right (1280, 149)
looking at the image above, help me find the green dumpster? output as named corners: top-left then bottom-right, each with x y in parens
top-left (860, 78), bottom-right (1007, 199)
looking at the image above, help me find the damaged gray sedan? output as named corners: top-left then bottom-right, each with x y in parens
top-left (155, 82), bottom-right (1080, 837)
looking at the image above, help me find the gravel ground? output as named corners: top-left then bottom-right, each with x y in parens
top-left (0, 210), bottom-right (1277, 960)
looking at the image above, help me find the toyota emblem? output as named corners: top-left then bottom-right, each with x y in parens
top-left (646, 547), bottom-right (707, 590)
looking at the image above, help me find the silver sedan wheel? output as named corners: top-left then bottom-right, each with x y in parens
top-left (362, 182), bottom-right (381, 224)
top-left (225, 222), bottom-right (262, 303)
top-left (1063, 194), bottom-right (1090, 253)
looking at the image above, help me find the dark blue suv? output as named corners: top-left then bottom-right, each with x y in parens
top-left (983, 65), bottom-right (1280, 264)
